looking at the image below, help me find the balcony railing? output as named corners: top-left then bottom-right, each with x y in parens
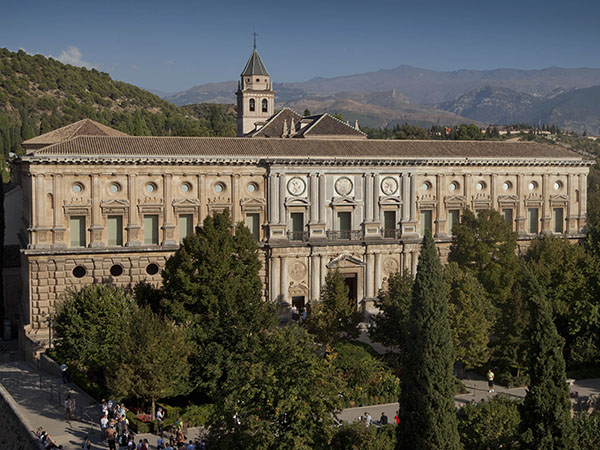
top-left (326, 230), bottom-right (363, 241)
top-left (288, 231), bottom-right (309, 242)
top-left (382, 228), bottom-right (402, 239)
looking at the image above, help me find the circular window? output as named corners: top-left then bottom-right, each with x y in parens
top-left (554, 181), bottom-right (562, 190)
top-left (449, 182), bottom-right (459, 191)
top-left (72, 183), bottom-right (83, 194)
top-left (72, 266), bottom-right (86, 278)
top-left (146, 263), bottom-right (159, 275)
top-left (146, 183), bottom-right (157, 193)
top-left (181, 183), bottom-right (191, 193)
top-left (214, 183), bottom-right (225, 193)
top-left (476, 181), bottom-right (486, 191)
top-left (529, 181), bottom-right (538, 191)
top-left (422, 182), bottom-right (431, 191)
top-left (256, 78), bottom-right (260, 82)
top-left (247, 183), bottom-right (258, 193)
top-left (110, 265), bottom-right (123, 277)
top-left (503, 181), bottom-right (512, 191)
top-left (109, 183), bottom-right (120, 193)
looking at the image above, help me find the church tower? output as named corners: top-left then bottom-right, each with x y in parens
top-left (236, 38), bottom-right (274, 136)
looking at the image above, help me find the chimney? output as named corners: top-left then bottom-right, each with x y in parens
top-left (354, 120), bottom-right (360, 131)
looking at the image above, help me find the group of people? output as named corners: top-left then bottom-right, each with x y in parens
top-left (359, 411), bottom-right (400, 427)
top-left (100, 399), bottom-right (131, 449)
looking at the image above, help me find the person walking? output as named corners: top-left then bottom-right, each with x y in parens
top-left (487, 368), bottom-right (495, 393)
top-left (81, 436), bottom-right (91, 450)
top-left (380, 412), bottom-right (388, 425)
top-left (65, 394), bottom-right (75, 424)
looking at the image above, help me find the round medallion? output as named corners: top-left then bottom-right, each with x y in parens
top-left (289, 261), bottom-right (307, 280)
top-left (287, 177), bottom-right (306, 196)
top-left (381, 177), bottom-right (398, 195)
top-left (383, 258), bottom-right (398, 275)
top-left (335, 177), bottom-right (353, 196)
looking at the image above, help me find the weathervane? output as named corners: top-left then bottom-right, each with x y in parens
top-left (252, 32), bottom-right (258, 50)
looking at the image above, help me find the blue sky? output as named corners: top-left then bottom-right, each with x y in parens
top-left (2, 0), bottom-right (599, 93)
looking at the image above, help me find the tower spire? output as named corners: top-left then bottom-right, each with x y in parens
top-left (252, 31), bottom-right (258, 50)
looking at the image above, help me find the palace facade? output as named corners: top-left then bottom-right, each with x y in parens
top-left (8, 48), bottom-right (593, 345)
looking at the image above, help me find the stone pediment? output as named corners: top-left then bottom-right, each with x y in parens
top-left (100, 199), bottom-right (130, 207)
top-left (240, 197), bottom-right (266, 207)
top-left (326, 253), bottom-right (365, 269)
top-left (172, 198), bottom-right (201, 207)
top-left (444, 195), bottom-right (466, 206)
top-left (285, 197), bottom-right (310, 206)
top-left (330, 196), bottom-right (358, 206)
top-left (498, 195), bottom-right (518, 202)
top-left (550, 194), bottom-right (569, 202)
top-left (379, 196), bottom-right (402, 205)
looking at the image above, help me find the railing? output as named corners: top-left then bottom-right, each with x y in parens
top-left (382, 228), bottom-right (402, 239)
top-left (326, 230), bottom-right (363, 241)
top-left (288, 231), bottom-right (309, 242)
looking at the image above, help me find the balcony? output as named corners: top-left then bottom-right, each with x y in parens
top-left (288, 231), bottom-right (309, 242)
top-left (382, 228), bottom-right (402, 239)
top-left (326, 230), bottom-right (363, 241)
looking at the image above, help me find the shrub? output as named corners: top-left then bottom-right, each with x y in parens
top-left (457, 395), bottom-right (521, 450)
top-left (126, 410), bottom-right (153, 434)
top-left (330, 423), bottom-right (396, 450)
top-left (573, 412), bottom-right (600, 449)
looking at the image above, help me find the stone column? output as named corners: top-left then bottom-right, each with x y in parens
top-left (402, 173), bottom-right (410, 222)
top-left (231, 173), bottom-right (239, 223)
top-left (270, 255), bottom-right (280, 301)
top-left (365, 173), bottom-right (373, 222)
top-left (402, 249), bottom-right (409, 273)
top-left (579, 174), bottom-right (587, 231)
top-left (126, 174), bottom-right (140, 246)
top-left (162, 174), bottom-right (176, 246)
top-left (374, 252), bottom-right (383, 293)
top-left (366, 251), bottom-right (375, 298)
top-left (280, 257), bottom-right (289, 306)
top-left (310, 173), bottom-right (318, 223)
top-left (516, 174), bottom-right (526, 235)
top-left (310, 253), bottom-right (320, 301)
top-left (435, 174), bottom-right (444, 236)
top-left (279, 175), bottom-right (286, 225)
top-left (411, 250), bottom-right (418, 274)
top-left (373, 173), bottom-right (380, 223)
top-left (409, 174), bottom-right (416, 222)
top-left (490, 173), bottom-right (498, 211)
top-left (52, 174), bottom-right (66, 247)
top-left (320, 254), bottom-right (328, 290)
top-left (268, 173), bottom-right (278, 223)
top-left (198, 173), bottom-right (206, 226)
top-left (89, 174), bottom-right (103, 248)
top-left (542, 173), bottom-right (551, 234)
top-left (319, 173), bottom-right (327, 224)
top-left (464, 173), bottom-right (472, 209)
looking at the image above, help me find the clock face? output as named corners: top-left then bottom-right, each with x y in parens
top-left (335, 177), bottom-right (353, 196)
top-left (381, 177), bottom-right (398, 195)
top-left (287, 177), bottom-right (306, 196)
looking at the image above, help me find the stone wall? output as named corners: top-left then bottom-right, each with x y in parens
top-left (0, 383), bottom-right (41, 450)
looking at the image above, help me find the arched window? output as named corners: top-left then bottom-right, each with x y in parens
top-left (262, 99), bottom-right (268, 113)
top-left (249, 99), bottom-right (255, 112)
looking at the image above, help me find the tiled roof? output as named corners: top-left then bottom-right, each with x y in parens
top-left (241, 49), bottom-right (270, 76)
top-left (27, 135), bottom-right (588, 162)
top-left (249, 108), bottom-right (366, 139)
top-left (22, 119), bottom-right (129, 150)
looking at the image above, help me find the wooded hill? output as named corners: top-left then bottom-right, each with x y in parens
top-left (0, 48), bottom-right (236, 173)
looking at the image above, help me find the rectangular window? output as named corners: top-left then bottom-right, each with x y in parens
top-left (179, 214), bottom-right (194, 242)
top-left (245, 213), bottom-right (260, 240)
top-left (448, 209), bottom-right (460, 235)
top-left (383, 211), bottom-right (396, 238)
top-left (502, 209), bottom-right (514, 230)
top-left (69, 216), bottom-right (86, 247)
top-left (552, 208), bottom-right (564, 233)
top-left (528, 208), bottom-right (539, 234)
top-left (420, 210), bottom-right (432, 236)
top-left (337, 211), bottom-right (352, 239)
top-left (144, 214), bottom-right (159, 245)
top-left (107, 215), bottom-right (123, 246)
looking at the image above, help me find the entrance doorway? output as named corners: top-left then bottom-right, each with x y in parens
top-left (343, 274), bottom-right (358, 305)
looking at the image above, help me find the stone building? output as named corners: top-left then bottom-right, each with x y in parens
top-left (7, 48), bottom-right (594, 350)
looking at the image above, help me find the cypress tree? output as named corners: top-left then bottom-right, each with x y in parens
top-left (519, 268), bottom-right (575, 449)
top-left (396, 231), bottom-right (461, 450)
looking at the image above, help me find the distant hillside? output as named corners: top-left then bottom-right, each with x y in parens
top-left (437, 84), bottom-right (600, 134)
top-left (0, 48), bottom-right (236, 165)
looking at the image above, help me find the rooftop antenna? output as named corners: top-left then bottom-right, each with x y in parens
top-left (252, 32), bottom-right (258, 50)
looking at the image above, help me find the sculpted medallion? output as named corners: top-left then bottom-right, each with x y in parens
top-left (287, 177), bottom-right (306, 196)
top-left (381, 177), bottom-right (398, 195)
top-left (335, 176), bottom-right (353, 196)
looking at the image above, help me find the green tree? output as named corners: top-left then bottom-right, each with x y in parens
top-left (53, 284), bottom-right (135, 376)
top-left (368, 270), bottom-right (413, 353)
top-left (331, 423), bottom-right (396, 450)
top-left (449, 209), bottom-right (519, 307)
top-left (457, 395), bottom-right (521, 450)
top-left (303, 108), bottom-right (311, 116)
top-left (208, 326), bottom-right (343, 449)
top-left (109, 305), bottom-right (192, 417)
top-left (161, 211), bottom-right (277, 397)
top-left (306, 269), bottom-right (361, 345)
top-left (396, 232), bottom-right (461, 450)
top-left (445, 262), bottom-right (494, 369)
top-left (519, 269), bottom-right (575, 449)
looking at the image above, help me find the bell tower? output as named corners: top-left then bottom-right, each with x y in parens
top-left (236, 34), bottom-right (275, 136)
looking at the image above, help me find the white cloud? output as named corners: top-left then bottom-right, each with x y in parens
top-left (51, 46), bottom-right (95, 69)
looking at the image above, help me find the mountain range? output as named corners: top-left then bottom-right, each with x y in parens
top-left (164, 65), bottom-right (600, 134)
